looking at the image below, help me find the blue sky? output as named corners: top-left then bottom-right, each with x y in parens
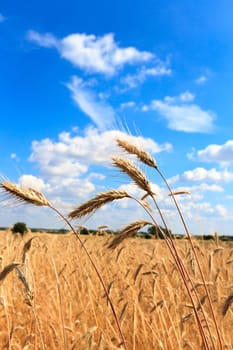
top-left (1, 1), bottom-right (233, 234)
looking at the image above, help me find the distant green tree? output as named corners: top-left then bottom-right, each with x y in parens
top-left (12, 222), bottom-right (28, 236)
top-left (147, 225), bottom-right (173, 239)
top-left (80, 227), bottom-right (89, 235)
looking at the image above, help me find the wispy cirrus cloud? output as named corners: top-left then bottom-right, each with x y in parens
top-left (66, 76), bottom-right (116, 130)
top-left (27, 30), bottom-right (173, 127)
top-left (27, 30), bottom-right (153, 76)
top-left (142, 91), bottom-right (216, 133)
top-left (27, 30), bottom-right (58, 47)
top-left (121, 62), bottom-right (171, 88)
top-left (119, 101), bottom-right (136, 109)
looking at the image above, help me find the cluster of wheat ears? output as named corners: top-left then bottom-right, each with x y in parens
top-left (0, 138), bottom-right (232, 349)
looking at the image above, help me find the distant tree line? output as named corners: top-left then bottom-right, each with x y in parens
top-left (2, 222), bottom-right (233, 241)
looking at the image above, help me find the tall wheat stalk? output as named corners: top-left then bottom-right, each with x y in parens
top-left (114, 138), bottom-right (223, 350)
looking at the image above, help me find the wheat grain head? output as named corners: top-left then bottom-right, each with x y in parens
top-left (68, 190), bottom-right (130, 219)
top-left (222, 292), bottom-right (233, 317)
top-left (116, 138), bottom-right (157, 168)
top-left (0, 181), bottom-right (51, 207)
top-left (108, 220), bottom-right (151, 249)
top-left (112, 157), bottom-right (153, 195)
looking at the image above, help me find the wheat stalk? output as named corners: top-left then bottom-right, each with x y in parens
top-left (108, 220), bottom-right (151, 249)
top-left (116, 138), bottom-right (157, 168)
top-left (168, 190), bottom-right (190, 196)
top-left (114, 138), bottom-right (219, 349)
top-left (0, 181), bottom-right (51, 207)
top-left (68, 190), bottom-right (130, 219)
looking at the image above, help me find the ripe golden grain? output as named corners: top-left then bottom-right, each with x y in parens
top-left (68, 190), bottom-right (130, 219)
top-left (0, 181), bottom-right (50, 207)
top-left (116, 138), bottom-right (157, 168)
top-left (112, 157), bottom-right (153, 195)
top-left (108, 220), bottom-right (151, 249)
top-left (222, 292), bottom-right (233, 317)
top-left (0, 263), bottom-right (20, 282)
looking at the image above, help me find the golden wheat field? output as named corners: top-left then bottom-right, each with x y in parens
top-left (0, 229), bottom-right (232, 350)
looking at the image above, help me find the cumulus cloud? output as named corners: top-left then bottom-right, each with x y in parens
top-left (24, 127), bottom-right (172, 223)
top-left (177, 167), bottom-right (233, 183)
top-left (27, 30), bottom-right (153, 76)
top-left (142, 91), bottom-right (215, 133)
top-left (195, 140), bottom-right (233, 166)
top-left (19, 174), bottom-right (49, 191)
top-left (66, 76), bottom-right (116, 130)
top-left (30, 127), bottom-right (172, 174)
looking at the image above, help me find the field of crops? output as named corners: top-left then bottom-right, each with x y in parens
top-left (0, 229), bottom-right (232, 349)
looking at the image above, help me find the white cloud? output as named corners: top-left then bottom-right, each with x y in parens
top-left (195, 140), bottom-right (233, 166)
top-left (27, 30), bottom-right (58, 48)
top-left (22, 127), bottom-right (172, 227)
top-left (179, 91), bottom-right (195, 102)
top-left (19, 174), bottom-right (49, 192)
top-left (30, 127), bottom-right (172, 173)
top-left (196, 183), bottom-right (224, 192)
top-left (120, 101), bottom-right (136, 109)
top-left (10, 153), bottom-right (20, 162)
top-left (195, 75), bottom-right (208, 84)
top-left (179, 167), bottom-right (233, 183)
top-left (29, 137), bottom-right (88, 179)
top-left (215, 204), bottom-right (228, 217)
top-left (142, 92), bottom-right (215, 133)
top-left (163, 91), bottom-right (195, 104)
top-left (66, 76), bottom-right (116, 130)
top-left (27, 31), bottom-right (153, 76)
top-left (122, 62), bottom-right (171, 88)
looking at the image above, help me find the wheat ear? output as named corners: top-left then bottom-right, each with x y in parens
top-left (222, 292), bottom-right (233, 317)
top-left (0, 263), bottom-right (20, 282)
top-left (116, 138), bottom-right (157, 168)
top-left (112, 157), bottom-right (153, 195)
top-left (68, 190), bottom-right (130, 219)
top-left (108, 220), bottom-right (151, 249)
top-left (0, 181), bottom-right (51, 207)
